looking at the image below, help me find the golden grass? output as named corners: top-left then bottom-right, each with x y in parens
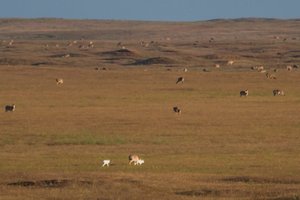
top-left (0, 65), bottom-right (299, 199)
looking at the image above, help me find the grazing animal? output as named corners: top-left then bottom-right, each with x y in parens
top-left (5, 104), bottom-right (15, 112)
top-left (257, 66), bottom-right (264, 72)
top-left (62, 54), bottom-right (70, 58)
top-left (260, 70), bottom-right (267, 73)
top-left (88, 41), bottom-right (94, 48)
top-left (215, 64), bottom-right (220, 68)
top-left (56, 78), bottom-right (64, 85)
top-left (102, 160), bottom-right (111, 167)
top-left (266, 73), bottom-right (276, 79)
top-left (183, 68), bottom-right (188, 72)
top-left (273, 89), bottom-right (285, 96)
top-left (287, 65), bottom-right (293, 71)
top-left (176, 77), bottom-right (184, 84)
top-left (227, 60), bottom-right (234, 65)
top-left (128, 154), bottom-right (140, 165)
top-left (173, 107), bottom-right (181, 114)
top-left (134, 159), bottom-right (144, 165)
top-left (240, 90), bottom-right (249, 97)
top-left (8, 40), bottom-right (14, 46)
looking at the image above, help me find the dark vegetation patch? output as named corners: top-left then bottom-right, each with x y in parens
top-left (7, 179), bottom-right (96, 188)
top-left (156, 87), bottom-right (197, 92)
top-left (221, 176), bottom-right (300, 184)
top-left (132, 57), bottom-right (175, 65)
top-left (267, 196), bottom-right (300, 200)
top-left (200, 54), bottom-right (220, 59)
top-left (0, 58), bottom-right (31, 65)
top-left (7, 179), bottom-right (70, 188)
top-left (50, 53), bottom-right (85, 58)
top-left (117, 178), bottom-right (141, 185)
top-left (176, 189), bottom-right (221, 197)
top-left (31, 61), bottom-right (53, 66)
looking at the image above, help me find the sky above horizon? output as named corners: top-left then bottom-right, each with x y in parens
top-left (0, 0), bottom-right (299, 21)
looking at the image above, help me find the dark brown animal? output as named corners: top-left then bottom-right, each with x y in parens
top-left (173, 107), bottom-right (181, 114)
top-left (5, 104), bottom-right (15, 112)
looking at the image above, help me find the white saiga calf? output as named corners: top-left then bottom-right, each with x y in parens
top-left (102, 160), bottom-right (111, 167)
top-left (134, 159), bottom-right (144, 165)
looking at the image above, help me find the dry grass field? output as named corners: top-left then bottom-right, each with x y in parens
top-left (0, 18), bottom-right (300, 199)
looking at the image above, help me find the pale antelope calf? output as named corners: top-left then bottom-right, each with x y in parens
top-left (88, 41), bottom-right (94, 48)
top-left (8, 40), bottom-right (14, 46)
top-left (240, 90), bottom-right (249, 97)
top-left (5, 104), bottom-right (15, 112)
top-left (273, 89), bottom-right (285, 96)
top-left (266, 73), bottom-right (276, 79)
top-left (102, 160), bottom-right (111, 167)
top-left (286, 65), bottom-right (293, 71)
top-left (176, 77), bottom-right (184, 84)
top-left (128, 154), bottom-right (140, 165)
top-left (173, 106), bottom-right (181, 114)
top-left (227, 60), bottom-right (234, 65)
top-left (63, 54), bottom-right (70, 58)
top-left (56, 78), bottom-right (64, 85)
top-left (215, 64), bottom-right (220, 68)
top-left (257, 66), bottom-right (265, 72)
top-left (134, 159), bottom-right (144, 165)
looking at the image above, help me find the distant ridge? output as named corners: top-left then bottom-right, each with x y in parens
top-left (0, 17), bottom-right (299, 23)
top-left (206, 17), bottom-right (300, 22)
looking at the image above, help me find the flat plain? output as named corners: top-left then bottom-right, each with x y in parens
top-left (0, 18), bottom-right (299, 199)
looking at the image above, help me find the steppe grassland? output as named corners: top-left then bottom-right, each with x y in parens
top-left (0, 19), bottom-right (299, 199)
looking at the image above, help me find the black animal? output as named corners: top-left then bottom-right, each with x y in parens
top-left (173, 107), bottom-right (181, 114)
top-left (240, 90), bottom-right (249, 97)
top-left (176, 77), bottom-right (184, 84)
top-left (273, 89), bottom-right (285, 96)
top-left (5, 104), bottom-right (15, 112)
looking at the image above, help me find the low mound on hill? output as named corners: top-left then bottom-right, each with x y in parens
top-left (50, 53), bottom-right (85, 58)
top-left (102, 49), bottom-right (138, 57)
top-left (132, 57), bottom-right (176, 65)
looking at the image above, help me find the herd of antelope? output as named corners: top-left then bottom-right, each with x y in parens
top-left (2, 39), bottom-right (297, 171)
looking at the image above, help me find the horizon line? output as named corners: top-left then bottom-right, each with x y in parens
top-left (0, 17), bottom-right (300, 23)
